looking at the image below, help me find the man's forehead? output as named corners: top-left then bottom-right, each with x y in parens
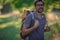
top-left (36, 2), bottom-right (43, 5)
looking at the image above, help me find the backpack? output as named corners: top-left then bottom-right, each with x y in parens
top-left (20, 11), bottom-right (35, 39)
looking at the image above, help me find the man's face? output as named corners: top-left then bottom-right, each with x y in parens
top-left (35, 1), bottom-right (44, 13)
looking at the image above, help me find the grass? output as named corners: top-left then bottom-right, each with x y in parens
top-left (0, 25), bottom-right (20, 40)
top-left (0, 16), bottom-right (21, 40)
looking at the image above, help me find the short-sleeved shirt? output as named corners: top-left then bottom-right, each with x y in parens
top-left (24, 11), bottom-right (47, 40)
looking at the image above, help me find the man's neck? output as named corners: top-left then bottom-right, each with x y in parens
top-left (37, 12), bottom-right (42, 16)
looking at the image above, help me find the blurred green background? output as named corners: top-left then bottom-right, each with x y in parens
top-left (0, 0), bottom-right (60, 40)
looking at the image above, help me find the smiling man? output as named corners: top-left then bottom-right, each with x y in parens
top-left (21, 0), bottom-right (47, 40)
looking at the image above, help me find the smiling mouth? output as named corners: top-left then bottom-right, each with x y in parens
top-left (39, 9), bottom-right (43, 10)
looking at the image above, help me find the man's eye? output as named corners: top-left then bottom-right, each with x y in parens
top-left (37, 4), bottom-right (43, 6)
top-left (37, 4), bottom-right (40, 6)
top-left (41, 4), bottom-right (43, 6)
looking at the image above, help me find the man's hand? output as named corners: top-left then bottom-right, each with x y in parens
top-left (33, 20), bottom-right (40, 29)
top-left (44, 26), bottom-right (50, 32)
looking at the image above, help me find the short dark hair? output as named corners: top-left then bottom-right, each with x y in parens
top-left (34, 0), bottom-right (44, 6)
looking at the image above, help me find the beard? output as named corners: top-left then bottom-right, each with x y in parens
top-left (37, 8), bottom-right (43, 13)
top-left (38, 10), bottom-right (43, 13)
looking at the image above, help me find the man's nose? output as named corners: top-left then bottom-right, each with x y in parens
top-left (39, 6), bottom-right (43, 8)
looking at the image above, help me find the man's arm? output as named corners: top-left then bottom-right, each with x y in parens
top-left (22, 25), bottom-right (35, 36)
top-left (21, 14), bottom-right (39, 36)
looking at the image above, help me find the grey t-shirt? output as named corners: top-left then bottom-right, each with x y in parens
top-left (24, 12), bottom-right (46, 40)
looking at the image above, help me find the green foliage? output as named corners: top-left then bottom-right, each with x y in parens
top-left (12, 0), bottom-right (34, 9)
top-left (0, 25), bottom-right (20, 40)
top-left (1, 0), bottom-right (60, 12)
top-left (0, 16), bottom-right (21, 40)
top-left (53, 23), bottom-right (60, 32)
top-left (44, 0), bottom-right (60, 12)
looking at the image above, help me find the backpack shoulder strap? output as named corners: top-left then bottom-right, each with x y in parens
top-left (30, 12), bottom-right (34, 19)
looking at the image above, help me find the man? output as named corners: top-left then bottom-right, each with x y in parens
top-left (22, 0), bottom-right (47, 40)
